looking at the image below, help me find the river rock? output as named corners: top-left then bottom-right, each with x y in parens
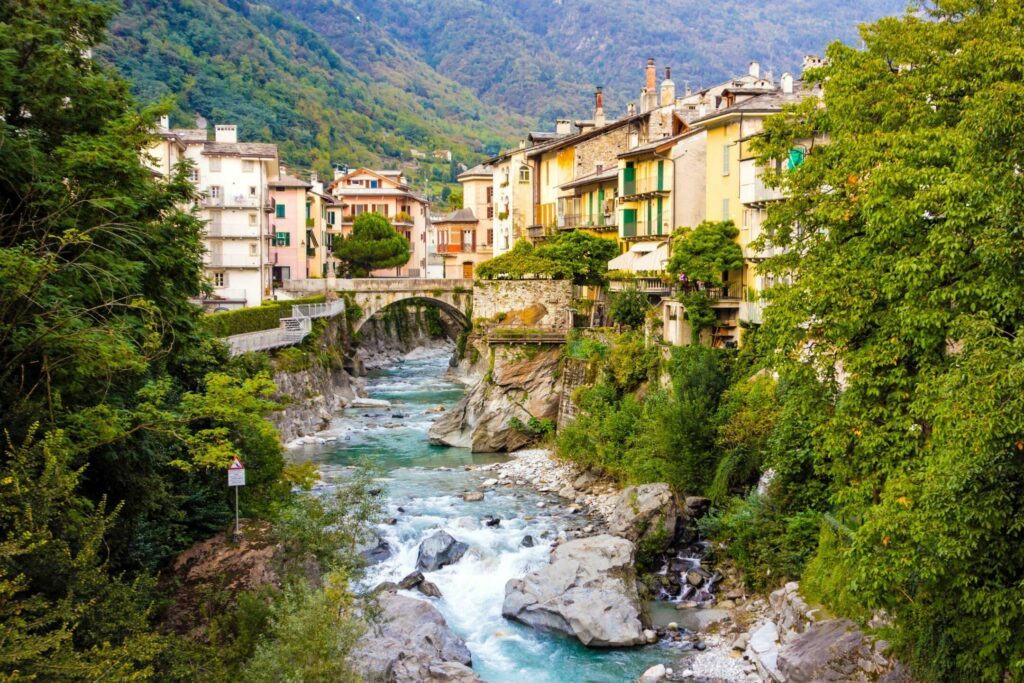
top-left (501, 534), bottom-right (648, 647)
top-left (417, 531), bottom-right (469, 571)
top-left (607, 484), bottom-right (679, 552)
top-left (639, 663), bottom-right (667, 681)
top-left (572, 469), bottom-right (600, 492)
top-left (353, 588), bottom-right (480, 683)
top-left (359, 535), bottom-right (393, 565)
top-left (777, 618), bottom-right (874, 682)
top-left (399, 570), bottom-right (425, 590)
top-left (481, 478), bottom-right (498, 488)
top-left (462, 491), bottom-right (484, 502)
top-left (428, 344), bottom-right (564, 452)
top-left (418, 579), bottom-right (443, 598)
top-left (520, 535), bottom-right (535, 547)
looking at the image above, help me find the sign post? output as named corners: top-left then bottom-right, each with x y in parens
top-left (228, 456), bottom-right (245, 542)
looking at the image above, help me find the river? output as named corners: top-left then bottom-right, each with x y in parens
top-left (288, 346), bottom-right (693, 682)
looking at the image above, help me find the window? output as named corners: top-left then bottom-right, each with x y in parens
top-left (243, 160), bottom-right (255, 173)
top-left (209, 185), bottom-right (222, 198)
top-left (487, 205), bottom-right (493, 218)
top-left (249, 186), bottom-right (257, 197)
top-left (327, 211), bottom-right (336, 226)
top-left (188, 167), bottom-right (199, 183)
top-left (369, 179), bottom-right (379, 188)
top-left (351, 204), bottom-right (368, 216)
top-left (209, 157), bottom-right (221, 172)
top-left (519, 166), bottom-right (530, 183)
top-left (373, 203), bottom-right (388, 216)
top-left (486, 228), bottom-right (493, 245)
top-left (305, 203), bottom-right (311, 220)
top-left (486, 186), bottom-right (493, 203)
top-left (275, 231), bottom-right (290, 246)
top-left (276, 203), bottom-right (285, 218)
top-left (722, 145), bottom-right (731, 176)
top-left (248, 213), bottom-right (257, 226)
top-left (249, 243), bottom-right (258, 256)
top-left (722, 198), bottom-right (731, 222)
top-left (213, 272), bottom-right (225, 287)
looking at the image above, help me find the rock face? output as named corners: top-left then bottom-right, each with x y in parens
top-left (355, 303), bottom-right (462, 372)
top-left (416, 531), bottom-right (469, 571)
top-left (502, 534), bottom-right (648, 647)
top-left (429, 343), bottom-right (564, 452)
top-left (607, 484), bottom-right (680, 552)
top-left (354, 588), bottom-right (481, 683)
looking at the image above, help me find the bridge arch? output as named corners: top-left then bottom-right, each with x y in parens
top-left (349, 293), bottom-right (469, 335)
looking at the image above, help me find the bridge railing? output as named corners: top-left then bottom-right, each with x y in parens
top-left (291, 299), bottom-right (346, 320)
top-left (282, 277), bottom-right (473, 295)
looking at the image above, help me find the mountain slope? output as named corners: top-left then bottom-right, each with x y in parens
top-left (298, 0), bottom-right (907, 118)
top-left (98, 0), bottom-right (528, 172)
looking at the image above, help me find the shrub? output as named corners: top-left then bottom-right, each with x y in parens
top-left (608, 287), bottom-right (651, 329)
top-left (201, 296), bottom-right (326, 337)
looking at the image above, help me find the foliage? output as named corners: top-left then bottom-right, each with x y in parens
top-left (565, 337), bottom-right (609, 361)
top-left (99, 0), bottom-right (522, 173)
top-left (476, 232), bottom-right (617, 285)
top-left (608, 287), bottom-right (651, 329)
top-left (749, 2), bottom-right (1024, 678)
top-left (201, 296), bottom-right (326, 337)
top-left (708, 372), bottom-right (780, 503)
top-left (666, 220), bottom-right (744, 286)
top-left (508, 415), bottom-right (555, 439)
top-left (332, 212), bottom-right (410, 277)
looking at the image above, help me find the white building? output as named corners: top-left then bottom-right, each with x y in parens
top-left (149, 118), bottom-right (279, 310)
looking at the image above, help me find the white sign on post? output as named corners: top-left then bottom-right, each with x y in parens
top-left (228, 456), bottom-right (246, 487)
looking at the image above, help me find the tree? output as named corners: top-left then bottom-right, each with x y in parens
top-left (332, 212), bottom-right (410, 277)
top-left (476, 232), bottom-right (617, 285)
top-left (666, 221), bottom-right (744, 343)
top-left (754, 2), bottom-right (1024, 678)
top-left (608, 287), bottom-right (650, 329)
top-left (448, 188), bottom-right (463, 209)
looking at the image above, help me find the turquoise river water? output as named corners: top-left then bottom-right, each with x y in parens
top-left (288, 347), bottom-right (691, 682)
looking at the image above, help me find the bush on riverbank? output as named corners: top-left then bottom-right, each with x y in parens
top-left (201, 296), bottom-right (327, 337)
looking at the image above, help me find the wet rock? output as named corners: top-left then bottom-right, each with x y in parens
top-left (572, 470), bottom-right (599, 492)
top-left (558, 484), bottom-right (576, 499)
top-left (392, 413), bottom-right (405, 418)
top-left (607, 484), bottom-right (679, 553)
top-left (462, 491), bottom-right (484, 502)
top-left (777, 619), bottom-right (868, 682)
top-left (385, 517), bottom-right (398, 525)
top-left (418, 580), bottom-right (443, 599)
top-left (417, 531), bottom-right (469, 572)
top-left (483, 516), bottom-right (501, 527)
top-left (686, 571), bottom-right (704, 587)
top-left (502, 534), bottom-right (648, 647)
top-left (359, 535), bottom-right (393, 565)
top-left (399, 571), bottom-right (425, 590)
top-left (643, 629), bottom-right (658, 644)
top-left (353, 587), bottom-right (479, 683)
top-left (639, 663), bottom-right (666, 681)
top-left (481, 478), bottom-right (498, 488)
top-left (520, 535), bottom-right (535, 548)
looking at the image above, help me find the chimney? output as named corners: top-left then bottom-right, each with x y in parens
top-left (158, 114), bottom-right (169, 131)
top-left (214, 124), bottom-right (237, 143)
top-left (749, 61), bottom-right (761, 79)
top-left (660, 66), bottom-right (675, 107)
top-left (594, 86), bottom-right (606, 128)
top-left (645, 57), bottom-right (656, 92)
top-left (684, 81), bottom-right (692, 97)
top-left (596, 163), bottom-right (603, 175)
top-left (333, 166), bottom-right (345, 181)
top-left (627, 102), bottom-right (637, 116)
top-left (781, 72), bottom-right (794, 94)
top-left (519, 139), bottom-right (527, 149)
top-left (555, 118), bottom-right (572, 136)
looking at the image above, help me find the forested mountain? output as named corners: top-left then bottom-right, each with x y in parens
top-left (101, 0), bottom-right (903, 172)
top-left (98, 0), bottom-right (527, 173)
top-left (281, 0), bottom-right (907, 118)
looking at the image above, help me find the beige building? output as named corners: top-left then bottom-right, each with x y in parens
top-left (430, 163), bottom-right (494, 279)
top-left (149, 117), bottom-right (279, 310)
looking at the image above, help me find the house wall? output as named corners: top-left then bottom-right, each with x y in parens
top-left (672, 131), bottom-right (708, 229)
top-left (269, 186), bottom-right (307, 285)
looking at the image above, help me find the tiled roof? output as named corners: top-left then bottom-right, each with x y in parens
top-left (560, 166), bottom-right (619, 190)
top-left (269, 173), bottom-right (311, 189)
top-left (434, 207), bottom-right (478, 223)
top-left (170, 128), bottom-right (208, 142)
top-left (202, 141), bottom-right (278, 158)
top-left (457, 163), bottom-right (492, 180)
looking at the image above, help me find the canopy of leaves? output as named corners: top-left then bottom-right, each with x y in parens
top-left (608, 288), bottom-right (651, 328)
top-left (332, 212), bottom-right (411, 277)
top-left (477, 232), bottom-right (617, 285)
top-left (752, 1), bottom-right (1024, 678)
top-left (666, 220), bottom-right (744, 286)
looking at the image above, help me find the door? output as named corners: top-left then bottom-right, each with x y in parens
top-left (462, 262), bottom-right (473, 279)
top-left (623, 163), bottom-right (636, 195)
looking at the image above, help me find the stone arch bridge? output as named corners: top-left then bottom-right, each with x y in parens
top-left (225, 278), bottom-right (473, 355)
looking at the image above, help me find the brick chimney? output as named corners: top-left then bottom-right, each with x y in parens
top-left (594, 86), bottom-right (606, 128)
top-left (646, 57), bottom-right (656, 92)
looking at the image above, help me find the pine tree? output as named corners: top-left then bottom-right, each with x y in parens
top-left (332, 212), bottom-right (411, 277)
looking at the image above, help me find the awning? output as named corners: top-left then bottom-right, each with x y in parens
top-left (608, 241), bottom-right (670, 272)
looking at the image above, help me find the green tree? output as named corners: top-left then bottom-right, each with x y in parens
top-left (608, 287), bottom-right (651, 328)
top-left (448, 188), bottom-right (464, 209)
top-left (666, 221), bottom-right (744, 343)
top-left (332, 212), bottom-right (410, 277)
top-left (535, 230), bottom-right (618, 286)
top-left (754, 1), bottom-right (1024, 678)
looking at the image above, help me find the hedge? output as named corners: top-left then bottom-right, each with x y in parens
top-left (201, 295), bottom-right (326, 337)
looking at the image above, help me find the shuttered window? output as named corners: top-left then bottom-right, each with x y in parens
top-left (722, 145), bottom-right (731, 176)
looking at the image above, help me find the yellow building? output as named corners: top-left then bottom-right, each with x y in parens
top-left (616, 139), bottom-right (674, 242)
top-left (556, 166), bottom-right (618, 240)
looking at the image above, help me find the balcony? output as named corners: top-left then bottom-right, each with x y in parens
top-left (203, 253), bottom-right (262, 269)
top-left (206, 223), bottom-right (261, 239)
top-left (620, 178), bottom-right (670, 201)
top-left (609, 277), bottom-right (670, 295)
top-left (437, 243), bottom-right (474, 254)
top-left (202, 195), bottom-right (263, 209)
top-left (527, 225), bottom-right (553, 242)
top-left (739, 161), bottom-right (785, 207)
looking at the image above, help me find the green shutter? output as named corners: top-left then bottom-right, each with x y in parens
top-left (657, 197), bottom-right (663, 235)
top-left (788, 148), bottom-right (805, 170)
top-left (588, 192), bottom-right (594, 225)
top-left (646, 201), bottom-right (652, 236)
top-left (276, 203), bottom-right (285, 218)
top-left (657, 160), bottom-right (664, 191)
top-left (623, 163), bottom-right (636, 195)
top-left (622, 209), bottom-right (637, 237)
top-left (597, 188), bottom-right (605, 226)
top-left (722, 198), bottom-right (730, 222)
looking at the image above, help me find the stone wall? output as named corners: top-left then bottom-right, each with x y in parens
top-left (472, 279), bottom-right (574, 330)
top-left (575, 126), bottom-right (631, 176)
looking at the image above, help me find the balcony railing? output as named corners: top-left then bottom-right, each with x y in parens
top-left (202, 195), bottom-right (263, 209)
top-left (206, 223), bottom-right (262, 239)
top-left (609, 277), bottom-right (670, 294)
top-left (203, 253), bottom-right (262, 269)
top-left (620, 177), bottom-right (669, 198)
top-left (437, 244), bottom-right (474, 254)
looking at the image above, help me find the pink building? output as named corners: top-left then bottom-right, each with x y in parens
top-left (326, 168), bottom-right (430, 277)
top-left (268, 173), bottom-right (313, 288)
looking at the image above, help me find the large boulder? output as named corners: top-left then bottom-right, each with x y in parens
top-left (354, 588), bottom-right (482, 683)
top-left (776, 618), bottom-right (868, 682)
top-left (359, 534), bottom-right (393, 565)
top-left (429, 344), bottom-right (564, 452)
top-left (607, 484), bottom-right (680, 552)
top-left (501, 534), bottom-right (647, 647)
top-left (417, 531), bottom-right (469, 572)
